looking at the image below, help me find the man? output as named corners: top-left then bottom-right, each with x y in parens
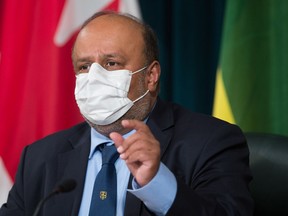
top-left (0, 11), bottom-right (253, 215)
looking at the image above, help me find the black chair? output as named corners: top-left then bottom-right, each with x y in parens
top-left (245, 132), bottom-right (288, 216)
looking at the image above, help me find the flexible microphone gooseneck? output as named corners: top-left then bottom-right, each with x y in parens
top-left (32, 179), bottom-right (77, 216)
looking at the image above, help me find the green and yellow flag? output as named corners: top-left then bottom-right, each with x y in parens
top-left (213, 0), bottom-right (288, 136)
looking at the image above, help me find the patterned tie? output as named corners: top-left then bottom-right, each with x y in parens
top-left (89, 144), bottom-right (119, 216)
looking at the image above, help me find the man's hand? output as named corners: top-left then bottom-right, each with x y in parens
top-left (109, 119), bottom-right (161, 187)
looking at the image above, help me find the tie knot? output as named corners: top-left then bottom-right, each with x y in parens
top-left (99, 144), bottom-right (119, 165)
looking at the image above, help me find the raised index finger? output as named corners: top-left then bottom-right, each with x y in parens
top-left (109, 132), bottom-right (125, 149)
top-left (121, 119), bottom-right (147, 132)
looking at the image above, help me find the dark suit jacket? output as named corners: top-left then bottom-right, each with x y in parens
top-left (0, 98), bottom-right (254, 215)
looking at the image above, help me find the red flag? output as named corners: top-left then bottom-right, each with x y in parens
top-left (0, 0), bottom-right (141, 205)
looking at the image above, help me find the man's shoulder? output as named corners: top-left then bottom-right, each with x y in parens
top-left (155, 98), bottom-right (235, 129)
top-left (27, 121), bottom-right (90, 154)
top-left (37, 121), bottom-right (88, 142)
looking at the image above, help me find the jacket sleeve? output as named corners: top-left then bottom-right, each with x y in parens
top-left (0, 146), bottom-right (28, 216)
top-left (165, 123), bottom-right (254, 216)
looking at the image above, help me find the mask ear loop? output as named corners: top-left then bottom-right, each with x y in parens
top-left (130, 66), bottom-right (148, 75)
top-left (130, 65), bottom-right (149, 103)
top-left (132, 90), bottom-right (149, 103)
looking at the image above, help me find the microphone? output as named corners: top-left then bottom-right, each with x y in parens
top-left (32, 179), bottom-right (77, 216)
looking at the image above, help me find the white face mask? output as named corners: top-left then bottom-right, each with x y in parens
top-left (75, 63), bottom-right (149, 125)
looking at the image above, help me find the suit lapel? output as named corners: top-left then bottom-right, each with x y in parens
top-left (124, 175), bottom-right (143, 216)
top-left (147, 98), bottom-right (174, 157)
top-left (50, 124), bottom-right (91, 215)
top-left (124, 98), bottom-right (174, 216)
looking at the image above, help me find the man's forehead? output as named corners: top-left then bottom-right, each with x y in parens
top-left (73, 13), bottom-right (145, 63)
top-left (84, 13), bottom-right (142, 33)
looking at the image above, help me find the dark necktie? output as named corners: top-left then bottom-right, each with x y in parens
top-left (89, 144), bottom-right (119, 216)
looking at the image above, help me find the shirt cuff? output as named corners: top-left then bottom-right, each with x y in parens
top-left (127, 162), bottom-right (177, 215)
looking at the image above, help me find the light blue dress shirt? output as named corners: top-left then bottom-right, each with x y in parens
top-left (78, 128), bottom-right (177, 216)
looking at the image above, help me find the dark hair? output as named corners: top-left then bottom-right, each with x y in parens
top-left (80, 11), bottom-right (159, 65)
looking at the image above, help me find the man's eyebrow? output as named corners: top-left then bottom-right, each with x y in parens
top-left (75, 56), bottom-right (94, 63)
top-left (104, 53), bottom-right (126, 59)
top-left (75, 53), bottom-right (125, 62)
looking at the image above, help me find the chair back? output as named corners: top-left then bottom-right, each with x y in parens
top-left (245, 132), bottom-right (288, 216)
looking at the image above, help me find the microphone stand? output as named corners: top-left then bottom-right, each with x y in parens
top-left (32, 179), bottom-right (77, 216)
top-left (32, 190), bottom-right (59, 216)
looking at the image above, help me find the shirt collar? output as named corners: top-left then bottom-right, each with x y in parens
top-left (89, 127), bottom-right (136, 159)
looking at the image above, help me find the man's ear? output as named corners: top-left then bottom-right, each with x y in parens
top-left (146, 60), bottom-right (161, 92)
